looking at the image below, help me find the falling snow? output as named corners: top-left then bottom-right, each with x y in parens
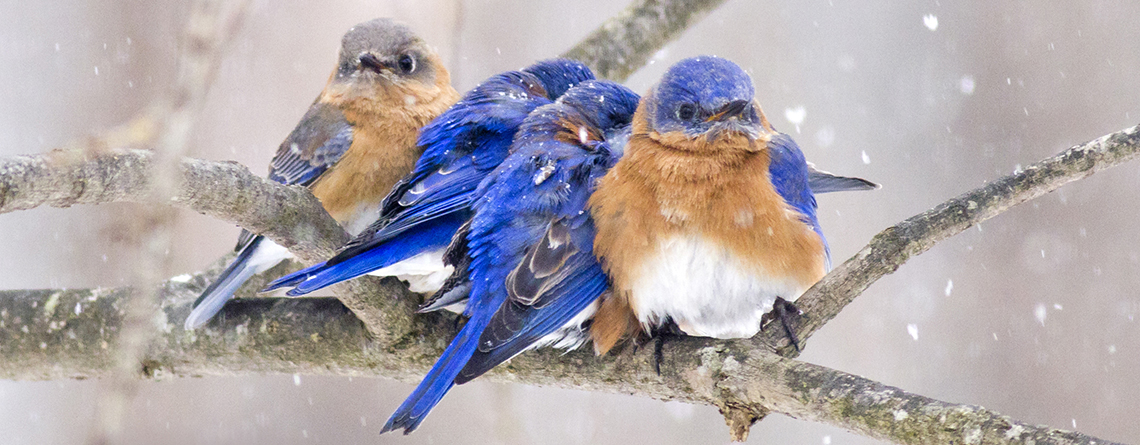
top-left (923, 14), bottom-right (939, 31)
top-left (944, 279), bottom-right (953, 296)
top-left (293, 374), bottom-right (301, 386)
top-left (907, 324), bottom-right (919, 340)
top-left (784, 106), bottom-right (806, 133)
top-left (861, 150), bottom-right (871, 164)
top-left (1034, 303), bottom-right (1048, 326)
top-left (959, 75), bottom-right (975, 95)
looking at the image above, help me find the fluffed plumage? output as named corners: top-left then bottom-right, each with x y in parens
top-left (380, 79), bottom-right (641, 435)
top-left (263, 59), bottom-right (596, 297)
top-left (185, 18), bottom-right (459, 330)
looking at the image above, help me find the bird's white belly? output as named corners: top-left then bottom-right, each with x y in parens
top-left (366, 247), bottom-right (452, 294)
top-left (629, 235), bottom-right (809, 339)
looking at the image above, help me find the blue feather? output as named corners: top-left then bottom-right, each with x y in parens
top-left (381, 80), bottom-right (640, 434)
top-left (267, 59), bottom-right (596, 296)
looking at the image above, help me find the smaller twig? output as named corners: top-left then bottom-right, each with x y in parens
top-left (759, 123), bottom-right (1140, 355)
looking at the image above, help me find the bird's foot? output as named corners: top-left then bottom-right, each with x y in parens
top-left (761, 297), bottom-right (803, 352)
top-left (643, 320), bottom-right (683, 375)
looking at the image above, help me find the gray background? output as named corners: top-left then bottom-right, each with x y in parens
top-left (2, 0), bottom-right (1139, 443)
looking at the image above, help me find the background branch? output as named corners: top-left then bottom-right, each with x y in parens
top-left (561, 0), bottom-right (728, 81)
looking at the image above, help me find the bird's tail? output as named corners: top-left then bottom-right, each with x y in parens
top-left (184, 236), bottom-right (291, 330)
top-left (265, 222), bottom-right (451, 296)
top-left (381, 310), bottom-right (490, 435)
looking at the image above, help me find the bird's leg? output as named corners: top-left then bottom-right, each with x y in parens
top-left (761, 297), bottom-right (803, 352)
top-left (645, 320), bottom-right (683, 375)
top-left (451, 312), bottom-right (469, 333)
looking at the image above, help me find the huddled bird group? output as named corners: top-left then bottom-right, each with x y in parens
top-left (185, 17), bottom-right (878, 434)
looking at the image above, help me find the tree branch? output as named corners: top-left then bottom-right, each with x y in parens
top-left (0, 285), bottom-right (1122, 444)
top-left (561, 0), bottom-right (728, 81)
top-left (758, 122), bottom-right (1140, 355)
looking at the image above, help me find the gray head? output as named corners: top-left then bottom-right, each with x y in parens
top-left (333, 18), bottom-right (441, 87)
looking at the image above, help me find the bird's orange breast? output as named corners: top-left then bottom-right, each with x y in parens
top-left (588, 107), bottom-right (826, 352)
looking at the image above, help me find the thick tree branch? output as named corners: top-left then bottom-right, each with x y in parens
top-left (0, 149), bottom-right (344, 262)
top-left (0, 286), bottom-right (1121, 445)
top-left (562, 0), bottom-right (728, 81)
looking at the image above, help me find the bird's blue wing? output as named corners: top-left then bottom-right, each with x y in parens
top-left (334, 72), bottom-right (552, 258)
top-left (379, 78), bottom-right (636, 435)
top-left (265, 71), bottom-right (555, 296)
top-left (456, 216), bottom-right (607, 384)
top-left (266, 101), bottom-right (354, 187)
top-left (768, 133), bottom-right (831, 264)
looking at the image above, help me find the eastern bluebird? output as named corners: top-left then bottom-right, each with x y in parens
top-left (380, 80), bottom-right (641, 434)
top-left (184, 18), bottom-right (460, 330)
top-left (262, 59), bottom-right (595, 298)
top-left (588, 56), bottom-right (875, 354)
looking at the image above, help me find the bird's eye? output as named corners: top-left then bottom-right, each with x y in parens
top-left (397, 54), bottom-right (416, 74)
top-left (676, 103), bottom-right (697, 121)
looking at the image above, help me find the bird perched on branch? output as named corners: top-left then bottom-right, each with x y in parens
top-left (184, 18), bottom-right (459, 330)
top-left (380, 80), bottom-right (641, 434)
top-left (588, 56), bottom-right (876, 354)
top-left (263, 59), bottom-right (595, 298)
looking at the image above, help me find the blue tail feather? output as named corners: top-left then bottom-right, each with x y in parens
top-left (380, 308), bottom-right (493, 434)
top-left (283, 215), bottom-right (463, 296)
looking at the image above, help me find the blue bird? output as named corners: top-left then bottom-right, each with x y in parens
top-left (263, 59), bottom-right (596, 297)
top-left (589, 56), bottom-right (876, 354)
top-left (380, 80), bottom-right (641, 434)
top-left (184, 19), bottom-right (459, 330)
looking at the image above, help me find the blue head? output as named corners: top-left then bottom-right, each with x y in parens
top-left (642, 56), bottom-right (766, 148)
top-left (556, 80), bottom-right (640, 137)
top-left (522, 58), bottom-right (596, 99)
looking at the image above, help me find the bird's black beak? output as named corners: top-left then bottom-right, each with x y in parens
top-left (358, 53), bottom-right (388, 73)
top-left (707, 100), bottom-right (752, 122)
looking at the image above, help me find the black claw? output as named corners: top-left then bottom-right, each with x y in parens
top-left (648, 320), bottom-right (683, 375)
top-left (765, 297), bottom-right (802, 352)
top-left (451, 313), bottom-right (468, 332)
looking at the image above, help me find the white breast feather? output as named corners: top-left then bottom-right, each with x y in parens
top-left (629, 235), bottom-right (810, 339)
top-left (366, 248), bottom-right (453, 294)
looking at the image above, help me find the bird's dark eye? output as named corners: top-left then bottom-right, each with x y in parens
top-left (397, 54), bottom-right (416, 74)
top-left (676, 103), bottom-right (697, 121)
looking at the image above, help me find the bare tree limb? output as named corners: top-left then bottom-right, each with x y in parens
top-left (758, 122), bottom-right (1140, 356)
top-left (0, 285), bottom-right (1123, 445)
top-left (562, 0), bottom-right (728, 81)
top-left (0, 148), bottom-right (422, 342)
top-left (0, 149), bottom-right (346, 262)
top-left (85, 0), bottom-right (254, 441)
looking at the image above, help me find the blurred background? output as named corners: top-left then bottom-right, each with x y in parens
top-left (2, 0), bottom-right (1139, 443)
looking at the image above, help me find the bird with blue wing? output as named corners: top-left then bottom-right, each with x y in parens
top-left (183, 18), bottom-right (459, 330)
top-left (263, 59), bottom-right (596, 298)
top-left (589, 56), bottom-right (876, 355)
top-left (380, 79), bottom-right (641, 434)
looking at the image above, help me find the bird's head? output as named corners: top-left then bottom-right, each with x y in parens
top-left (328, 18), bottom-right (452, 107)
top-left (556, 80), bottom-right (640, 140)
top-left (521, 58), bottom-right (596, 100)
top-left (640, 56), bottom-right (771, 153)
